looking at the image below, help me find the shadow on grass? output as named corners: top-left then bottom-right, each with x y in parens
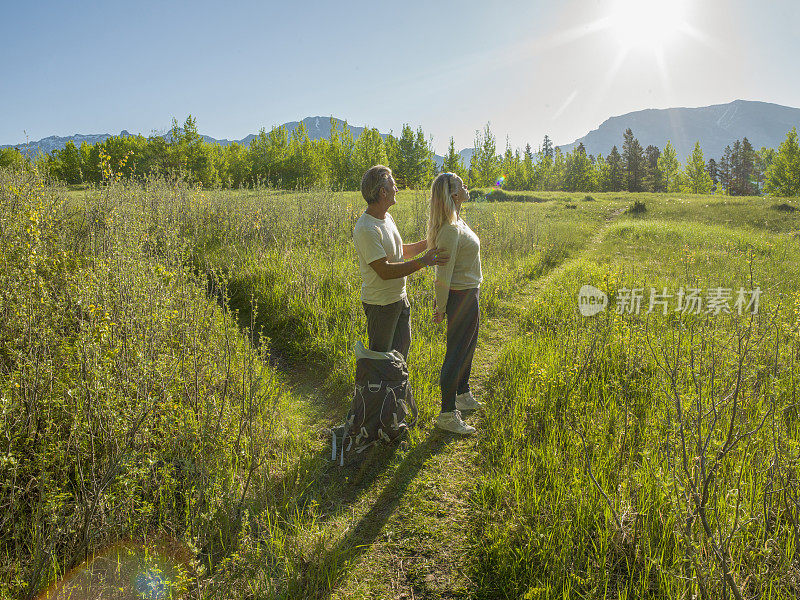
top-left (286, 428), bottom-right (458, 599)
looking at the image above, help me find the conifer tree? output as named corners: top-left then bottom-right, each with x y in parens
top-left (718, 145), bottom-right (733, 194)
top-left (395, 124), bottom-right (418, 188)
top-left (542, 134), bottom-right (554, 160)
top-left (523, 143), bottom-right (535, 189)
top-left (741, 137), bottom-right (757, 195)
top-left (605, 146), bottom-right (624, 192)
top-left (622, 128), bottom-right (646, 191)
top-left (730, 140), bottom-right (744, 195)
top-left (706, 158), bottom-right (719, 192)
top-left (644, 145), bottom-right (663, 192)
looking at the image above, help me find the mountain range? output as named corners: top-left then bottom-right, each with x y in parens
top-left (3, 100), bottom-right (799, 164)
top-left (559, 100), bottom-right (800, 161)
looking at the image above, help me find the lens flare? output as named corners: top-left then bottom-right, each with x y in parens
top-left (494, 175), bottom-right (506, 188)
top-left (37, 539), bottom-right (191, 600)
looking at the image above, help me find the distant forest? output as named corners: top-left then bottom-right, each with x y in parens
top-left (1, 116), bottom-right (798, 196)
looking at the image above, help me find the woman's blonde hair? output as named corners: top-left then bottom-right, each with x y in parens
top-left (427, 172), bottom-right (460, 249)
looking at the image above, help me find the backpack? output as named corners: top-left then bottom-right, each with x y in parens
top-left (331, 341), bottom-right (418, 465)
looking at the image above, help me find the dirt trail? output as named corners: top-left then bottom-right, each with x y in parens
top-left (286, 206), bottom-right (626, 599)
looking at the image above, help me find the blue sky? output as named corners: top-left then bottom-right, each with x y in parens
top-left (2, 0), bottom-right (798, 153)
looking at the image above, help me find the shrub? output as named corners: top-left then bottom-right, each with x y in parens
top-left (0, 169), bottom-right (299, 598)
top-left (626, 199), bottom-right (647, 215)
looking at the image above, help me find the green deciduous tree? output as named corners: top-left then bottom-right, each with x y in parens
top-left (564, 143), bottom-right (595, 192)
top-left (393, 124), bottom-right (434, 188)
top-left (250, 125), bottom-right (289, 187)
top-left (352, 127), bottom-right (388, 186)
top-left (469, 123), bottom-right (500, 188)
top-left (442, 137), bottom-right (465, 178)
top-left (0, 148), bottom-right (26, 170)
top-left (501, 139), bottom-right (525, 190)
top-left (325, 119), bottom-right (355, 190)
top-left (765, 128), bottom-right (800, 197)
top-left (58, 140), bottom-right (83, 184)
top-left (285, 123), bottom-right (320, 189)
top-left (681, 142), bottom-right (713, 194)
top-left (755, 146), bottom-right (775, 193)
top-left (222, 142), bottom-right (251, 188)
top-left (658, 141), bottom-right (680, 192)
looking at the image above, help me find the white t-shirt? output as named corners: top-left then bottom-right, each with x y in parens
top-left (353, 211), bottom-right (406, 305)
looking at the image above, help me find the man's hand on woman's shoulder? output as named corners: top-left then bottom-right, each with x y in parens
top-left (418, 246), bottom-right (450, 267)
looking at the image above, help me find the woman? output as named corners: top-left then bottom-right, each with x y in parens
top-left (427, 172), bottom-right (482, 435)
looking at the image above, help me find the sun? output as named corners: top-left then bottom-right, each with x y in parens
top-left (608, 0), bottom-right (688, 52)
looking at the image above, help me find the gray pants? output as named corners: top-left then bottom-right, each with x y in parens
top-left (362, 297), bottom-right (411, 360)
top-left (441, 288), bottom-right (480, 412)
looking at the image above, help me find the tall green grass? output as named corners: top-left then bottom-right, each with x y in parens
top-left (472, 200), bottom-right (800, 598)
top-left (13, 174), bottom-right (799, 598)
top-left (187, 189), bottom-right (610, 396)
top-left (0, 171), bottom-right (324, 599)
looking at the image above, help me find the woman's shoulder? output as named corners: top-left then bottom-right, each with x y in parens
top-left (438, 221), bottom-right (461, 236)
top-left (435, 221), bottom-right (460, 244)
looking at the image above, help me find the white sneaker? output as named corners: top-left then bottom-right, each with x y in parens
top-left (435, 410), bottom-right (476, 435)
top-left (455, 390), bottom-right (482, 411)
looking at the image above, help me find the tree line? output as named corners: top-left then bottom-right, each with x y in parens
top-left (1, 116), bottom-right (798, 196)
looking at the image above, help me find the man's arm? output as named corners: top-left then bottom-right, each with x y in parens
top-left (370, 246), bottom-right (449, 280)
top-left (402, 239), bottom-right (428, 259)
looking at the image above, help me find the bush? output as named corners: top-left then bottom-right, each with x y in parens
top-left (626, 199), bottom-right (647, 215)
top-left (0, 169), bottom-right (297, 598)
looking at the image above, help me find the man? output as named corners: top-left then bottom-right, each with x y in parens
top-left (353, 165), bottom-right (448, 357)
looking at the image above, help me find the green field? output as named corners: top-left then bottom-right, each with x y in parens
top-left (2, 168), bottom-right (800, 599)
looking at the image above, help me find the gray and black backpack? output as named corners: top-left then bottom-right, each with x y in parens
top-left (331, 341), bottom-right (418, 465)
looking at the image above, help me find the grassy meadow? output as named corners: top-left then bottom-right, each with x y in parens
top-left (1, 167), bottom-right (800, 599)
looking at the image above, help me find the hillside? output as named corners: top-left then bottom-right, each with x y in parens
top-left (7, 99), bottom-right (799, 166)
top-left (559, 99), bottom-right (800, 160)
